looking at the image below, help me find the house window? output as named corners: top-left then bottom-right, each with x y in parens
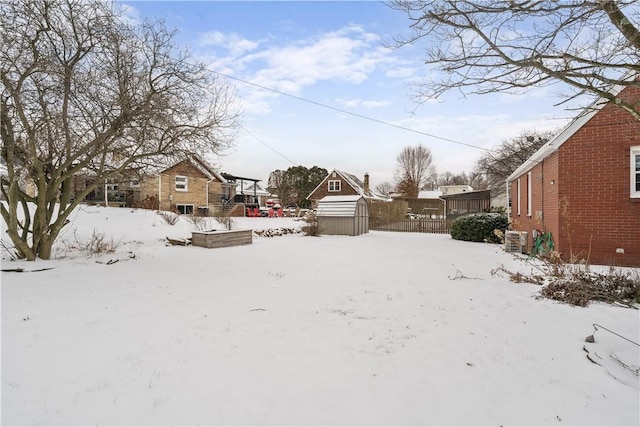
top-left (328, 180), bottom-right (341, 192)
top-left (527, 172), bottom-right (532, 216)
top-left (175, 175), bottom-right (188, 192)
top-left (130, 180), bottom-right (140, 188)
top-left (516, 178), bottom-right (521, 215)
top-left (176, 204), bottom-right (194, 215)
top-left (632, 145), bottom-right (640, 198)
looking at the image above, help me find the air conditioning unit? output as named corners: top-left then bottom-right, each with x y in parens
top-left (504, 231), bottom-right (528, 254)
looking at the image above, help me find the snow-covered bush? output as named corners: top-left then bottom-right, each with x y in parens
top-left (450, 212), bottom-right (508, 243)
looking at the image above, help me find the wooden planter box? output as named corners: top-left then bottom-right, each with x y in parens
top-left (191, 229), bottom-right (253, 249)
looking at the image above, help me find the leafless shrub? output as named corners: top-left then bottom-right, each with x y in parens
top-left (132, 195), bottom-right (158, 210)
top-left (538, 268), bottom-right (640, 308)
top-left (497, 253), bottom-right (640, 308)
top-left (215, 215), bottom-right (235, 231)
top-left (58, 229), bottom-right (120, 257)
top-left (158, 211), bottom-right (179, 226)
top-left (185, 212), bottom-right (216, 231)
top-left (369, 200), bottom-right (408, 227)
top-left (301, 211), bottom-right (319, 236)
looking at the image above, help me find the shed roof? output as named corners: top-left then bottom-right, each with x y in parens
top-left (316, 195), bottom-right (365, 217)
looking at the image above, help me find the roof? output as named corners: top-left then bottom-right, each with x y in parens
top-left (160, 154), bottom-right (226, 183)
top-left (308, 169), bottom-right (389, 201)
top-left (221, 172), bottom-right (261, 182)
top-left (418, 190), bottom-right (443, 199)
top-left (440, 189), bottom-right (491, 200)
top-left (316, 195), bottom-right (365, 217)
top-left (506, 81), bottom-right (632, 183)
top-left (237, 181), bottom-right (270, 196)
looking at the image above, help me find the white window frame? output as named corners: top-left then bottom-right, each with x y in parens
top-left (527, 172), bottom-right (532, 216)
top-left (516, 178), bottom-right (521, 215)
top-left (328, 180), bottom-right (341, 192)
top-left (631, 145), bottom-right (640, 198)
top-left (175, 175), bottom-right (188, 192)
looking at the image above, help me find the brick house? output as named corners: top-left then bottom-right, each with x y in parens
top-left (506, 85), bottom-right (640, 267)
top-left (139, 155), bottom-right (231, 215)
top-left (307, 169), bottom-right (389, 206)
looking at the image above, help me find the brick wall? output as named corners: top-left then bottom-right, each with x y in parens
top-left (511, 86), bottom-right (640, 266)
top-left (510, 153), bottom-right (559, 251)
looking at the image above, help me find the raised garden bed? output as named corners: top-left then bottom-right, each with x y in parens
top-left (191, 229), bottom-right (253, 249)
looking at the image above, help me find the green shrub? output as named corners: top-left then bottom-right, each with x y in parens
top-left (450, 213), bottom-right (508, 243)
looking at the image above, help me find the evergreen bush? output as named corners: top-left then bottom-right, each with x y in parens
top-left (450, 213), bottom-right (508, 243)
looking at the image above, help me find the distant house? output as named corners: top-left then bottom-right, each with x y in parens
top-left (506, 84), bottom-right (640, 267)
top-left (439, 185), bottom-right (474, 195)
top-left (390, 190), bottom-right (444, 217)
top-left (221, 173), bottom-right (268, 208)
top-left (138, 155), bottom-right (231, 215)
top-left (440, 189), bottom-right (491, 220)
top-left (307, 170), bottom-right (388, 206)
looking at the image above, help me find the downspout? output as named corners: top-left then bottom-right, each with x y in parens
top-left (439, 197), bottom-right (446, 220)
top-left (206, 177), bottom-right (213, 214)
top-left (540, 159), bottom-right (544, 229)
top-left (158, 174), bottom-right (161, 211)
top-left (505, 181), bottom-right (509, 215)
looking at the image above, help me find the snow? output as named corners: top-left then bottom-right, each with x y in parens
top-left (2, 205), bottom-right (639, 425)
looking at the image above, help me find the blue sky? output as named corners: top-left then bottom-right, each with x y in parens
top-left (123, 1), bottom-right (581, 188)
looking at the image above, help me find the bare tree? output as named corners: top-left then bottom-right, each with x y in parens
top-left (267, 169), bottom-right (295, 207)
top-left (388, 1), bottom-right (640, 120)
top-left (394, 145), bottom-right (436, 198)
top-left (375, 181), bottom-right (394, 196)
top-left (0, 0), bottom-right (240, 260)
top-left (474, 129), bottom-right (557, 196)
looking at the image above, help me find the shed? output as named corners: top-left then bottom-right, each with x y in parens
top-left (316, 195), bottom-right (369, 236)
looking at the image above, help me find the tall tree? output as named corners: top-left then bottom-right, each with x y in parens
top-left (267, 165), bottom-right (327, 208)
top-left (0, 0), bottom-right (240, 260)
top-left (267, 169), bottom-right (294, 207)
top-left (394, 145), bottom-right (436, 197)
top-left (389, 1), bottom-right (640, 120)
top-left (474, 129), bottom-right (556, 195)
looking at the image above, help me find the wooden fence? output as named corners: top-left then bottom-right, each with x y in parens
top-left (371, 218), bottom-right (452, 234)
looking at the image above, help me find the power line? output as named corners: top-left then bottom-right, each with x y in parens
top-left (213, 70), bottom-right (492, 152)
top-left (239, 125), bottom-right (299, 166)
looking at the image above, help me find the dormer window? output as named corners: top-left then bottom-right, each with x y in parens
top-left (328, 180), bottom-right (341, 192)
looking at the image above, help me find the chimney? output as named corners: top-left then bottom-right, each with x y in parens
top-left (364, 173), bottom-right (370, 195)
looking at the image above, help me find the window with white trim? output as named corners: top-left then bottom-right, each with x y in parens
top-left (516, 178), bottom-right (521, 215)
top-left (176, 204), bottom-right (194, 215)
top-left (632, 145), bottom-right (640, 198)
top-left (527, 172), bottom-right (532, 216)
top-left (175, 175), bottom-right (188, 192)
top-left (328, 180), bottom-right (341, 192)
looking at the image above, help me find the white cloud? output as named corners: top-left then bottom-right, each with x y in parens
top-left (335, 98), bottom-right (390, 109)
top-left (385, 66), bottom-right (415, 79)
top-left (117, 3), bottom-right (141, 26)
top-left (198, 31), bottom-right (262, 56)
top-left (198, 25), bottom-right (398, 115)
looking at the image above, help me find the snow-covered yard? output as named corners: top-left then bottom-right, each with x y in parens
top-left (2, 206), bottom-right (639, 425)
